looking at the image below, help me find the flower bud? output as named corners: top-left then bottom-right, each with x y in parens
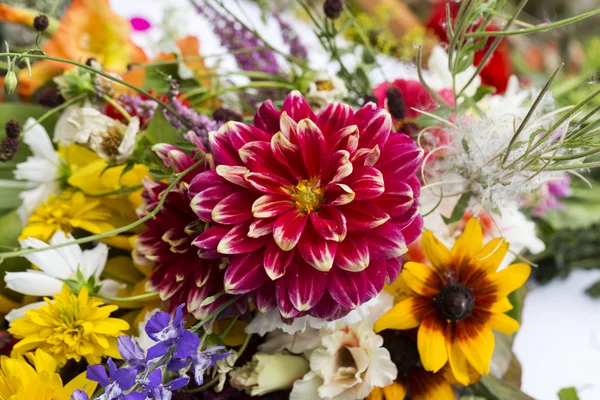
top-left (324, 0), bottom-right (344, 19)
top-left (4, 70), bottom-right (17, 95)
top-left (33, 15), bottom-right (49, 32)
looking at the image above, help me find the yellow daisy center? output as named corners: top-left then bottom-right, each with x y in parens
top-left (293, 179), bottom-right (323, 214)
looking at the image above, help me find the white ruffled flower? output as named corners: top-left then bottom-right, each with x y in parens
top-left (290, 321), bottom-right (397, 400)
top-left (426, 45), bottom-right (481, 98)
top-left (305, 72), bottom-right (349, 110)
top-left (4, 231), bottom-right (123, 322)
top-left (13, 118), bottom-right (62, 222)
top-left (55, 107), bottom-right (139, 163)
top-left (229, 352), bottom-right (309, 396)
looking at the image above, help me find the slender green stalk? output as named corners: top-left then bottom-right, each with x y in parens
top-left (98, 291), bottom-right (160, 302)
top-left (218, 315), bottom-right (240, 339)
top-left (82, 184), bottom-right (144, 198)
top-left (190, 295), bottom-right (243, 332)
top-left (20, 92), bottom-right (87, 136)
top-left (102, 94), bottom-right (131, 122)
top-left (182, 81), bottom-right (297, 102)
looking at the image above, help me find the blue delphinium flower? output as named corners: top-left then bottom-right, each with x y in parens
top-left (145, 304), bottom-right (200, 362)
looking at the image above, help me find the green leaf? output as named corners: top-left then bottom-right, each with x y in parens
top-left (558, 387), bottom-right (580, 400)
top-left (142, 63), bottom-right (200, 93)
top-left (145, 109), bottom-right (180, 146)
top-left (175, 141), bottom-right (199, 152)
top-left (471, 85), bottom-right (496, 102)
top-left (470, 375), bottom-right (534, 400)
top-left (0, 180), bottom-right (33, 211)
top-left (442, 193), bottom-right (472, 224)
top-left (0, 210), bottom-right (29, 289)
top-left (585, 279), bottom-right (600, 298)
top-left (149, 167), bottom-right (173, 180)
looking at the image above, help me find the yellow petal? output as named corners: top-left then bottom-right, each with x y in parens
top-left (402, 262), bottom-right (442, 297)
top-left (488, 313), bottom-right (520, 335)
top-left (382, 382), bottom-right (407, 400)
top-left (27, 349), bottom-right (57, 374)
top-left (421, 231), bottom-right (453, 274)
top-left (451, 218), bottom-right (483, 266)
top-left (417, 312), bottom-right (448, 372)
top-left (456, 322), bottom-right (495, 375)
top-left (445, 329), bottom-right (470, 386)
top-left (475, 238), bottom-right (509, 273)
top-left (58, 371), bottom-right (98, 399)
top-left (494, 263), bottom-right (531, 297)
top-left (410, 370), bottom-right (455, 400)
top-left (489, 297), bottom-right (513, 313)
top-left (374, 297), bottom-right (432, 332)
top-left (367, 386), bottom-right (384, 400)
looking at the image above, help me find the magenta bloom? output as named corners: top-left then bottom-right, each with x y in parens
top-left (190, 91), bottom-right (424, 319)
top-left (135, 134), bottom-right (244, 318)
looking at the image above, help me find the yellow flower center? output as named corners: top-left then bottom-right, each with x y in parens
top-left (315, 80), bottom-right (335, 91)
top-left (293, 179), bottom-right (323, 214)
top-left (99, 126), bottom-right (125, 157)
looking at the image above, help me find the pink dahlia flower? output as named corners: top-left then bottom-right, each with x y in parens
top-left (135, 133), bottom-right (245, 318)
top-left (190, 91), bottom-right (424, 320)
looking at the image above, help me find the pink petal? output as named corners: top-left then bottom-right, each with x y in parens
top-left (264, 239), bottom-right (294, 280)
top-left (354, 103), bottom-right (392, 150)
top-left (130, 16), bottom-right (151, 31)
top-left (276, 278), bottom-right (303, 319)
top-left (252, 195), bottom-right (295, 218)
top-left (280, 112), bottom-right (299, 144)
top-left (362, 258), bottom-right (387, 299)
top-left (323, 183), bottom-right (355, 206)
top-left (188, 170), bottom-right (223, 197)
top-left (281, 90), bottom-right (317, 123)
top-left (351, 145), bottom-right (381, 167)
top-left (217, 222), bottom-right (267, 254)
top-left (152, 144), bottom-right (193, 172)
top-left (252, 281), bottom-right (277, 312)
top-left (248, 217), bottom-right (276, 238)
top-left (224, 252), bottom-right (269, 294)
top-left (406, 174), bottom-right (421, 199)
top-left (318, 102), bottom-right (355, 138)
top-left (270, 132), bottom-right (306, 180)
top-left (246, 172), bottom-right (293, 194)
top-left (326, 125), bottom-right (359, 155)
top-left (298, 223), bottom-right (337, 272)
top-left (342, 202), bottom-right (390, 231)
top-left (189, 185), bottom-right (237, 222)
top-left (273, 210), bottom-right (308, 251)
top-left (385, 257), bottom-right (403, 284)
top-left (398, 213), bottom-right (423, 245)
top-left (209, 130), bottom-right (241, 166)
top-left (238, 141), bottom-right (287, 176)
top-left (215, 165), bottom-right (252, 189)
top-left (334, 235), bottom-right (369, 272)
top-left (211, 192), bottom-right (256, 225)
top-left (344, 166), bottom-right (385, 200)
top-left (366, 221), bottom-right (407, 259)
top-left (310, 207), bottom-right (347, 242)
top-left (309, 291), bottom-right (341, 320)
top-left (328, 268), bottom-right (366, 309)
top-left (374, 179), bottom-right (415, 218)
top-left (254, 99), bottom-right (281, 135)
top-left (285, 256), bottom-right (328, 312)
top-left (192, 225), bottom-right (231, 251)
top-left (226, 122), bottom-right (271, 149)
top-left (296, 119), bottom-right (326, 178)
top-left (321, 150), bottom-right (353, 184)
top-left (376, 135), bottom-right (424, 179)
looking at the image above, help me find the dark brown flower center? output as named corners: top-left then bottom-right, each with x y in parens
top-left (382, 332), bottom-right (421, 376)
top-left (436, 283), bottom-right (474, 321)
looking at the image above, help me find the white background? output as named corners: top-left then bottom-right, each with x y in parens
top-left (109, 1), bottom-right (600, 398)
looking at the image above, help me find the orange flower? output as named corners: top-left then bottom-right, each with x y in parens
top-left (374, 218), bottom-right (530, 385)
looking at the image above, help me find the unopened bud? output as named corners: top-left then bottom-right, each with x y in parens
top-left (324, 0), bottom-right (344, 19)
top-left (33, 15), bottom-right (49, 32)
top-left (4, 71), bottom-right (17, 95)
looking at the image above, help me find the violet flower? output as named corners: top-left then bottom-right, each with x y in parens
top-left (83, 358), bottom-right (141, 400)
top-left (146, 304), bottom-right (200, 362)
top-left (274, 12), bottom-right (308, 60)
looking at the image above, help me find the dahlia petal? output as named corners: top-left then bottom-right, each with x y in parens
top-left (318, 102), bottom-right (355, 138)
top-left (209, 130), bottom-right (241, 166)
top-left (342, 202), bottom-right (390, 231)
top-left (281, 90), bottom-right (317, 123)
top-left (344, 166), bottom-right (385, 200)
top-left (418, 312), bottom-right (449, 373)
top-left (362, 258), bottom-right (387, 299)
top-left (271, 132), bottom-right (306, 180)
top-left (334, 235), bottom-right (369, 272)
top-left (226, 122), bottom-right (271, 149)
top-left (224, 252), bottom-right (269, 294)
top-left (351, 145), bottom-right (381, 167)
top-left (276, 278), bottom-right (303, 319)
top-left (286, 257), bottom-right (327, 312)
top-left (354, 103), bottom-right (392, 150)
top-left (211, 192), bottom-right (255, 225)
top-left (254, 99), bottom-right (281, 135)
top-left (188, 170), bottom-right (224, 197)
top-left (326, 125), bottom-right (359, 155)
top-left (252, 195), bottom-right (295, 218)
top-left (366, 222), bottom-right (408, 259)
top-left (238, 141), bottom-right (287, 176)
top-left (296, 118), bottom-right (326, 177)
top-left (385, 257), bottom-right (403, 284)
top-left (152, 144), bottom-right (192, 172)
top-left (252, 280), bottom-right (277, 312)
top-left (451, 218), bottom-right (483, 266)
top-left (264, 240), bottom-right (294, 280)
top-left (455, 320), bottom-right (495, 375)
top-left (373, 296), bottom-right (433, 332)
top-left (406, 174), bottom-right (422, 199)
top-left (298, 224), bottom-right (337, 272)
top-left (279, 112), bottom-right (299, 143)
top-left (310, 207), bottom-right (347, 242)
top-left (273, 210), bottom-right (308, 251)
top-left (217, 222), bottom-right (267, 254)
top-left (215, 165), bottom-right (252, 189)
top-left (189, 185), bottom-right (237, 222)
top-left (246, 172), bottom-right (293, 194)
top-left (376, 135), bottom-right (423, 178)
top-left (248, 217), bottom-right (276, 238)
top-left (187, 279), bottom-right (214, 312)
top-left (192, 225), bottom-right (231, 250)
top-left (421, 231), bottom-right (453, 275)
top-left (391, 202), bottom-right (420, 231)
top-left (488, 312), bottom-right (520, 335)
top-left (327, 268), bottom-right (366, 309)
top-left (374, 179), bottom-right (415, 217)
top-left (309, 291), bottom-right (341, 320)
top-left (323, 183), bottom-right (355, 206)
top-left (321, 150), bottom-right (353, 184)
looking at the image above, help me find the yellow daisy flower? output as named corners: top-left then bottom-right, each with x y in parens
top-left (9, 286), bottom-right (129, 366)
top-left (0, 349), bottom-right (97, 400)
top-left (374, 218), bottom-right (530, 385)
top-left (19, 191), bottom-right (115, 242)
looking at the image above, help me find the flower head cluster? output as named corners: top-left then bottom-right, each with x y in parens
top-left (72, 305), bottom-right (230, 399)
top-left (191, 91), bottom-right (423, 320)
top-left (375, 219), bottom-right (530, 384)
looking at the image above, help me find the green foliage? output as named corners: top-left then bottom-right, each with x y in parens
top-left (0, 211), bottom-right (28, 289)
top-left (468, 376), bottom-right (534, 400)
top-left (442, 193), bottom-right (472, 224)
top-left (142, 62), bottom-right (201, 93)
top-left (558, 387), bottom-right (580, 400)
top-left (145, 108), bottom-right (181, 146)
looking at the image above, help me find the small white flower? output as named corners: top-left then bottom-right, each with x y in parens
top-left (229, 352), bottom-right (309, 396)
top-left (290, 321), bottom-right (397, 400)
top-left (13, 118), bottom-right (62, 222)
top-left (55, 107), bottom-right (139, 163)
top-left (4, 231), bottom-right (123, 322)
top-left (306, 72), bottom-right (349, 110)
top-left (427, 45), bottom-right (481, 98)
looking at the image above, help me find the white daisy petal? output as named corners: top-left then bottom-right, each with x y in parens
top-left (4, 271), bottom-right (63, 296)
top-left (98, 279), bottom-right (126, 297)
top-left (23, 118), bottom-right (60, 163)
top-left (49, 231), bottom-right (83, 274)
top-left (5, 301), bottom-right (46, 324)
top-left (82, 243), bottom-right (109, 279)
top-left (19, 236), bottom-right (75, 279)
top-left (14, 157), bottom-right (59, 182)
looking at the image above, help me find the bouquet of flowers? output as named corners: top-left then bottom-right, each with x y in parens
top-left (0, 0), bottom-right (598, 399)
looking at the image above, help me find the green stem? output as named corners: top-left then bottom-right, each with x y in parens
top-left (0, 159), bottom-right (205, 260)
top-left (185, 375), bottom-right (220, 393)
top-left (102, 94), bottom-right (131, 122)
top-left (190, 295), bottom-right (243, 332)
top-left (81, 184), bottom-right (144, 198)
top-left (98, 291), bottom-right (159, 302)
top-left (20, 92), bottom-right (87, 136)
top-left (218, 315), bottom-right (239, 339)
top-left (184, 82), bottom-right (297, 103)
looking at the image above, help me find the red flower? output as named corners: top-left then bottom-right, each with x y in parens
top-left (426, 1), bottom-right (513, 94)
top-left (189, 91), bottom-right (424, 320)
top-left (135, 133), bottom-right (245, 318)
